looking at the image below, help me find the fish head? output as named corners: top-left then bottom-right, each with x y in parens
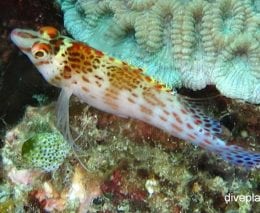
top-left (11, 26), bottom-right (74, 86)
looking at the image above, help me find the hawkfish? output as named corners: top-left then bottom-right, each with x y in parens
top-left (11, 26), bottom-right (260, 169)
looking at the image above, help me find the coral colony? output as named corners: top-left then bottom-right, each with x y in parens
top-left (58, 0), bottom-right (260, 103)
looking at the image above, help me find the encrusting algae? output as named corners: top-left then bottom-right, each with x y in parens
top-left (10, 26), bottom-right (260, 169)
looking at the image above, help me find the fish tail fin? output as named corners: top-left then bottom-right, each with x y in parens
top-left (216, 143), bottom-right (260, 169)
top-left (179, 96), bottom-right (260, 169)
top-left (193, 133), bottom-right (260, 169)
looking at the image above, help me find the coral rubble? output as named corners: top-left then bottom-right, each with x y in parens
top-left (57, 0), bottom-right (260, 103)
top-left (1, 97), bottom-right (259, 212)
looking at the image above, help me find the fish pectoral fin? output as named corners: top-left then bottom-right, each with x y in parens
top-left (56, 88), bottom-right (73, 138)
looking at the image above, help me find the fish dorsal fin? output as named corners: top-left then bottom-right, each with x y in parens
top-left (179, 95), bottom-right (222, 136)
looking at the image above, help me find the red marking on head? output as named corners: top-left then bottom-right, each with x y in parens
top-left (15, 31), bottom-right (38, 39)
top-left (171, 123), bottom-right (183, 132)
top-left (35, 61), bottom-right (50, 66)
top-left (20, 47), bottom-right (32, 52)
top-left (39, 26), bottom-right (59, 38)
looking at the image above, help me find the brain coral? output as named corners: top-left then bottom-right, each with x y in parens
top-left (58, 0), bottom-right (260, 103)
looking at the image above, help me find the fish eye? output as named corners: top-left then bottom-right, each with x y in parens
top-left (31, 42), bottom-right (51, 59)
top-left (34, 50), bottom-right (46, 58)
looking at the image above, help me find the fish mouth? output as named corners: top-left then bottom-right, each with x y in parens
top-left (11, 28), bottom-right (39, 53)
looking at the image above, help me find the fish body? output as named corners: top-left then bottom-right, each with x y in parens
top-left (11, 27), bottom-right (260, 169)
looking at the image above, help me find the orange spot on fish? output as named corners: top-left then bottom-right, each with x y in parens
top-left (82, 86), bottom-right (89, 92)
top-left (195, 119), bottom-right (202, 125)
top-left (15, 31), bottom-right (37, 39)
top-left (159, 116), bottom-right (167, 122)
top-left (163, 110), bottom-right (170, 116)
top-left (204, 139), bottom-right (211, 145)
top-left (172, 112), bottom-right (182, 124)
top-left (171, 123), bottom-right (183, 132)
top-left (19, 47), bottom-right (31, 52)
top-left (39, 26), bottom-right (59, 38)
top-left (35, 61), bottom-right (50, 66)
top-left (127, 97), bottom-right (135, 104)
top-left (82, 76), bottom-right (90, 83)
top-left (188, 134), bottom-right (196, 140)
top-left (186, 123), bottom-right (193, 129)
top-left (140, 105), bottom-right (153, 116)
top-left (54, 76), bottom-right (61, 80)
top-left (154, 85), bottom-right (163, 90)
top-left (95, 50), bottom-right (104, 57)
top-left (145, 76), bottom-right (152, 82)
top-left (181, 109), bottom-right (188, 114)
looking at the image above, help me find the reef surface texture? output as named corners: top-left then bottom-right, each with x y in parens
top-left (1, 97), bottom-right (260, 212)
top-left (58, 0), bottom-right (260, 103)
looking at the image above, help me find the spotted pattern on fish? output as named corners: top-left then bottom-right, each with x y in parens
top-left (11, 26), bottom-right (260, 169)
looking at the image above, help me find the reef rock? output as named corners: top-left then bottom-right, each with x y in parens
top-left (57, 0), bottom-right (260, 103)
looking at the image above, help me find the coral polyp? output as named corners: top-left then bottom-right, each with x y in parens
top-left (58, 0), bottom-right (260, 103)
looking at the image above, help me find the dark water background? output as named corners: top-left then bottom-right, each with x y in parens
top-left (0, 0), bottom-right (62, 146)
